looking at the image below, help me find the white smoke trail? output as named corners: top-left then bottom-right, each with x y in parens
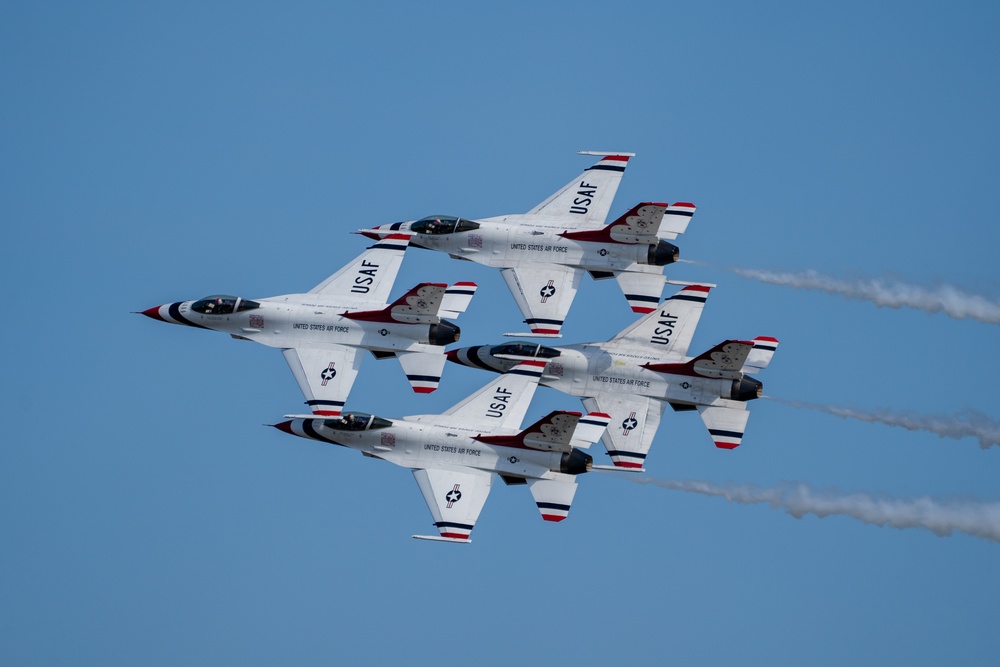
top-left (768, 398), bottom-right (1000, 449)
top-left (619, 476), bottom-right (1000, 543)
top-left (730, 268), bottom-right (1000, 324)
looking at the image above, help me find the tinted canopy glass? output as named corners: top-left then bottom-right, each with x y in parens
top-left (411, 216), bottom-right (480, 235)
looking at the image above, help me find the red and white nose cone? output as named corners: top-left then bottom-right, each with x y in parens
top-left (358, 227), bottom-right (385, 241)
top-left (139, 305), bottom-right (167, 322)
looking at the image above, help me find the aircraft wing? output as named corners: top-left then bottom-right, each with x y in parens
top-left (281, 344), bottom-right (364, 417)
top-left (307, 234), bottom-right (410, 304)
top-left (500, 265), bottom-right (584, 336)
top-left (440, 360), bottom-right (547, 431)
top-left (527, 153), bottom-right (633, 228)
top-left (606, 284), bottom-right (711, 356)
top-left (582, 394), bottom-right (667, 470)
top-left (412, 466), bottom-right (493, 543)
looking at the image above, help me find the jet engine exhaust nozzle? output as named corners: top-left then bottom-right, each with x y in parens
top-left (730, 375), bottom-right (763, 402)
top-left (429, 320), bottom-right (461, 346)
top-left (647, 240), bottom-right (680, 267)
top-left (560, 449), bottom-right (593, 475)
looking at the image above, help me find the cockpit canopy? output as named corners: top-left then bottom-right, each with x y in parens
top-left (190, 295), bottom-right (261, 315)
top-left (322, 412), bottom-right (392, 431)
top-left (410, 215), bottom-right (480, 235)
top-left (490, 341), bottom-right (562, 359)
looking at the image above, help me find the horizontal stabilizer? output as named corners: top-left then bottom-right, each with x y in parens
top-left (396, 350), bottom-right (447, 394)
top-left (412, 534), bottom-right (472, 544)
top-left (592, 464), bottom-right (646, 473)
top-left (616, 271), bottom-right (668, 314)
top-left (743, 336), bottom-right (779, 373)
top-left (527, 477), bottom-right (579, 522)
top-left (439, 282), bottom-right (478, 318)
top-left (697, 405), bottom-right (750, 449)
top-left (570, 412), bottom-right (612, 449)
top-left (642, 340), bottom-right (753, 380)
top-left (344, 282), bottom-right (448, 324)
top-left (658, 203), bottom-right (696, 240)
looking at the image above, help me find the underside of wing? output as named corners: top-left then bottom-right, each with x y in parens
top-left (527, 153), bottom-right (632, 228)
top-left (583, 394), bottom-right (667, 470)
top-left (439, 360), bottom-right (547, 431)
top-left (282, 344), bottom-right (364, 417)
top-left (307, 235), bottom-right (409, 303)
top-left (500, 265), bottom-right (583, 337)
top-left (608, 284), bottom-right (711, 356)
top-left (412, 467), bottom-right (493, 543)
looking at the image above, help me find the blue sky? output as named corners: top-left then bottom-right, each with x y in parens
top-left (2, 2), bottom-right (999, 665)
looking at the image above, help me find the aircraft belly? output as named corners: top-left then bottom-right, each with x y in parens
top-left (541, 377), bottom-right (586, 397)
top-left (403, 433), bottom-right (500, 471)
top-left (492, 447), bottom-right (555, 479)
top-left (662, 376), bottom-right (714, 404)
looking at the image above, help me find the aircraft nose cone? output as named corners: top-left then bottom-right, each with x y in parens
top-left (138, 305), bottom-right (166, 322)
top-left (271, 421), bottom-right (295, 434)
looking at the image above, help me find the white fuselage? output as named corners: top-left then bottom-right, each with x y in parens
top-left (397, 215), bottom-right (660, 273)
top-left (456, 343), bottom-right (745, 410)
top-left (546, 345), bottom-right (743, 409)
top-left (157, 294), bottom-right (443, 354)
top-left (281, 415), bottom-right (577, 481)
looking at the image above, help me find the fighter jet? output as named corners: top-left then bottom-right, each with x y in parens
top-left (274, 360), bottom-right (610, 542)
top-left (361, 152), bottom-right (696, 337)
top-left (446, 285), bottom-right (778, 469)
top-left (140, 235), bottom-right (477, 416)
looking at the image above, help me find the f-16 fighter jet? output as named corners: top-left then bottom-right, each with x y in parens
top-left (274, 360), bottom-right (611, 543)
top-left (140, 235), bottom-right (476, 417)
top-left (361, 152), bottom-right (696, 337)
top-left (446, 285), bottom-right (778, 470)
